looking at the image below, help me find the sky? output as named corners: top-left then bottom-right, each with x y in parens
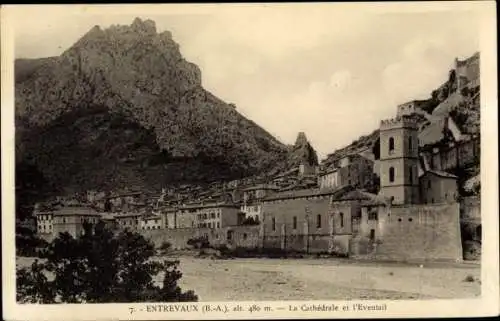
top-left (9, 4), bottom-right (482, 160)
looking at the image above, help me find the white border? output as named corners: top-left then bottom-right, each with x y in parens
top-left (2, 2), bottom-right (498, 320)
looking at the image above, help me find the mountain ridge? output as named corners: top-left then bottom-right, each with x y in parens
top-left (15, 18), bottom-right (293, 198)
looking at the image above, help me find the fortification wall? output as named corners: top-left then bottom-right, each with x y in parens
top-left (460, 196), bottom-right (481, 222)
top-left (223, 225), bottom-right (262, 248)
top-left (139, 225), bottom-right (262, 250)
top-left (366, 203), bottom-right (462, 261)
top-left (140, 228), bottom-right (201, 249)
top-left (428, 138), bottom-right (479, 171)
top-left (262, 233), bottom-right (333, 253)
top-left (459, 196), bottom-right (481, 260)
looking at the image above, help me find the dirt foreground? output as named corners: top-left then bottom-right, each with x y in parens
top-left (16, 256), bottom-right (480, 301)
top-left (166, 257), bottom-right (481, 301)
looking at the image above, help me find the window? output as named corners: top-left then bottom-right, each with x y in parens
top-left (339, 213), bottom-right (344, 228)
top-left (243, 233), bottom-right (248, 240)
top-left (217, 213), bottom-right (220, 218)
top-left (368, 210), bottom-right (378, 221)
top-left (409, 167), bottom-right (413, 184)
top-left (217, 222), bottom-right (220, 228)
top-left (211, 213), bottom-right (215, 219)
top-left (408, 136), bottom-right (412, 151)
top-left (316, 214), bottom-right (321, 228)
top-left (389, 167), bottom-right (395, 182)
top-left (293, 216), bottom-right (297, 230)
top-left (388, 137), bottom-right (395, 153)
top-left (272, 218), bottom-right (276, 231)
top-left (370, 229), bottom-right (375, 241)
top-left (428, 180), bottom-right (431, 188)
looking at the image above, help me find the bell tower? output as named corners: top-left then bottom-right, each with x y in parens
top-left (379, 115), bottom-right (420, 204)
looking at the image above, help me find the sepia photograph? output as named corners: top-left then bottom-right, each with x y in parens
top-left (2, 2), bottom-right (498, 320)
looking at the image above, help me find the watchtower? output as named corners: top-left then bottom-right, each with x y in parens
top-left (379, 116), bottom-right (420, 204)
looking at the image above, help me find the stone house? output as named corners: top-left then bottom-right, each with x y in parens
top-left (419, 170), bottom-right (459, 204)
top-left (240, 184), bottom-right (279, 222)
top-left (318, 154), bottom-right (374, 190)
top-left (52, 206), bottom-right (102, 238)
top-left (34, 204), bottom-right (54, 235)
top-left (396, 100), bottom-right (429, 117)
top-left (166, 202), bottom-right (241, 229)
top-left (114, 212), bottom-right (142, 230)
top-left (139, 214), bottom-right (163, 230)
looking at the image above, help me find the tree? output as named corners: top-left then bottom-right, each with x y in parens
top-left (17, 221), bottom-right (198, 303)
top-left (158, 241), bottom-right (172, 255)
top-left (16, 223), bottom-right (49, 257)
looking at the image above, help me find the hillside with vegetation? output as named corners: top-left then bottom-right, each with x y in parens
top-left (15, 18), bottom-right (291, 203)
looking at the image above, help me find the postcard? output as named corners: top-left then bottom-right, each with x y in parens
top-left (1, 2), bottom-right (498, 320)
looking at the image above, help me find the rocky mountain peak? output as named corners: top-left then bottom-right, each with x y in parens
top-left (131, 17), bottom-right (157, 35)
top-left (290, 132), bottom-right (319, 167)
top-left (15, 18), bottom-right (289, 194)
top-left (294, 132), bottom-right (308, 147)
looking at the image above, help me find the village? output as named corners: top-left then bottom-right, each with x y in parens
top-left (31, 53), bottom-right (481, 263)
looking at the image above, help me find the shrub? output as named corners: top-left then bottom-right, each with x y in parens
top-left (464, 275), bottom-right (475, 282)
top-left (186, 237), bottom-right (210, 249)
top-left (158, 241), bottom-right (172, 254)
top-left (16, 225), bottom-right (49, 257)
top-left (16, 221), bottom-right (197, 303)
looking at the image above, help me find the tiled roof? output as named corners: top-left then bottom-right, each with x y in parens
top-left (242, 184), bottom-right (279, 191)
top-left (274, 167), bottom-right (299, 178)
top-left (419, 117), bottom-right (446, 147)
top-left (180, 202), bottom-right (238, 210)
top-left (423, 169), bottom-right (458, 179)
top-left (432, 91), bottom-right (464, 116)
top-left (263, 185), bottom-right (352, 202)
top-left (106, 191), bottom-right (142, 199)
top-left (142, 214), bottom-right (162, 220)
top-left (333, 190), bottom-right (390, 206)
top-left (101, 213), bottom-right (116, 220)
top-left (53, 206), bottom-right (101, 216)
top-left (114, 212), bottom-right (143, 218)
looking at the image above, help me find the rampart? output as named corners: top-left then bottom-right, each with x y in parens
top-left (139, 225), bottom-right (262, 249)
top-left (459, 196), bottom-right (481, 260)
top-left (460, 196), bottom-right (481, 222)
top-left (425, 137), bottom-right (480, 172)
top-left (355, 202), bottom-right (463, 262)
top-left (380, 116), bottom-right (419, 131)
